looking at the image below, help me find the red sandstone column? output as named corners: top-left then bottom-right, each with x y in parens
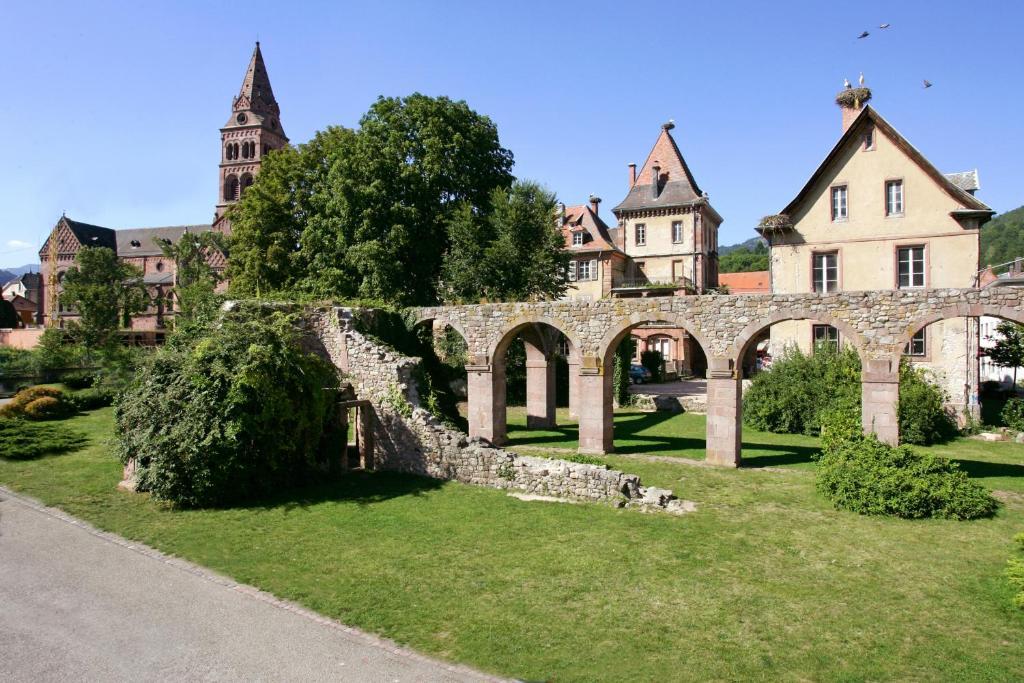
top-left (577, 357), bottom-right (614, 453)
top-left (861, 358), bottom-right (899, 445)
top-left (705, 357), bottom-right (741, 467)
top-left (568, 355), bottom-right (581, 419)
top-left (466, 359), bottom-right (506, 446)
top-left (524, 338), bottom-right (556, 429)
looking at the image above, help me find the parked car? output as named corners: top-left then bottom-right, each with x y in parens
top-left (629, 364), bottom-right (652, 384)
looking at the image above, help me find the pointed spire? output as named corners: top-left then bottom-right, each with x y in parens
top-left (234, 41), bottom-right (279, 117)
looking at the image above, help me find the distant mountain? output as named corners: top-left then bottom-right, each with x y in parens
top-left (980, 205), bottom-right (1024, 268)
top-left (0, 263), bottom-right (41, 280)
top-left (719, 236), bottom-right (764, 255)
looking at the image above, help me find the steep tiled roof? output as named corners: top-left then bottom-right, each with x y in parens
top-left (613, 124), bottom-right (704, 213)
top-left (778, 106), bottom-right (992, 219)
top-left (945, 169), bottom-right (980, 193)
top-left (718, 271), bottom-right (770, 294)
top-left (561, 204), bottom-right (622, 254)
top-left (116, 225), bottom-right (213, 257)
top-left (63, 218), bottom-right (117, 251)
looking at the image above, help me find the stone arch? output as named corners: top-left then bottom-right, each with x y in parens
top-left (598, 311), bottom-right (712, 367)
top-left (731, 309), bottom-right (870, 373)
top-left (240, 173), bottom-right (255, 197)
top-left (890, 303), bottom-right (1024, 367)
top-left (408, 312), bottom-right (469, 353)
top-left (224, 174), bottom-right (239, 201)
top-left (487, 315), bottom-right (583, 366)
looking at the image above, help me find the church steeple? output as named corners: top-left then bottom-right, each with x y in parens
top-left (214, 42), bottom-right (288, 228)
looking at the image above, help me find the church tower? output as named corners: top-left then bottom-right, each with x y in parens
top-left (214, 42), bottom-right (288, 231)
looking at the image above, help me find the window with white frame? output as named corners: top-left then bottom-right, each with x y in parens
top-left (672, 221), bottom-right (683, 243)
top-left (577, 259), bottom-right (596, 281)
top-left (812, 324), bottom-right (839, 351)
top-left (886, 180), bottom-right (904, 216)
top-left (897, 246), bottom-right (925, 288)
top-left (903, 328), bottom-right (926, 357)
top-left (831, 185), bottom-right (848, 221)
top-left (635, 223), bottom-right (646, 246)
top-left (812, 252), bottom-right (839, 293)
top-left (572, 231), bottom-right (584, 246)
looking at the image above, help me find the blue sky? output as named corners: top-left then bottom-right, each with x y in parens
top-left (1, 0), bottom-right (1021, 267)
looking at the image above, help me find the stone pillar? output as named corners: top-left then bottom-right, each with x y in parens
top-left (466, 359), bottom-right (506, 446)
top-left (578, 357), bottom-right (613, 454)
top-left (568, 353), bottom-right (581, 420)
top-left (861, 358), bottom-right (899, 445)
top-left (705, 357), bottom-right (741, 467)
top-left (524, 337), bottom-right (556, 429)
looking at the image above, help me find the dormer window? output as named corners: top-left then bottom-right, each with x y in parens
top-left (572, 232), bottom-right (584, 246)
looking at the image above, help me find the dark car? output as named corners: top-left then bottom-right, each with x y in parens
top-left (629, 364), bottom-right (652, 384)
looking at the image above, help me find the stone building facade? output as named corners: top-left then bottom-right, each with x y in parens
top-left (758, 87), bottom-right (993, 417)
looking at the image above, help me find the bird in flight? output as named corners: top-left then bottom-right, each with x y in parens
top-left (923, 79), bottom-right (933, 89)
top-left (879, 23), bottom-right (891, 29)
top-left (858, 31), bottom-right (870, 39)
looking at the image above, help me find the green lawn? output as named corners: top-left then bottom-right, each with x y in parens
top-left (2, 407), bottom-right (1024, 681)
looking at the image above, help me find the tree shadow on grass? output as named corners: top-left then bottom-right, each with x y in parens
top-left (739, 443), bottom-right (821, 468)
top-left (951, 458), bottom-right (1024, 480)
top-left (0, 420), bottom-right (89, 461)
top-left (232, 471), bottom-right (447, 512)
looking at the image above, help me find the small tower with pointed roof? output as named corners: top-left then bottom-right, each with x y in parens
top-left (214, 42), bottom-right (288, 229)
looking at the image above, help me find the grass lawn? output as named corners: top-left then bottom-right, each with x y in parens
top-left (2, 407), bottom-right (1024, 681)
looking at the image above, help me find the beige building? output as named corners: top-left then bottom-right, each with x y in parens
top-left (560, 198), bottom-right (627, 302)
top-left (758, 87), bottom-right (994, 415)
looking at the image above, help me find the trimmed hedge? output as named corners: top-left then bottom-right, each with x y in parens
top-left (115, 306), bottom-right (339, 508)
top-left (816, 414), bottom-right (997, 520)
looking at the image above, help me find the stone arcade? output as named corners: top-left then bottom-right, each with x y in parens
top-left (416, 286), bottom-right (1024, 466)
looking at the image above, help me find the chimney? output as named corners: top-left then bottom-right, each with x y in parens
top-left (651, 163), bottom-right (661, 199)
top-left (628, 163), bottom-right (637, 187)
top-left (589, 195), bottom-right (601, 215)
top-left (836, 82), bottom-right (872, 133)
top-left (556, 202), bottom-right (566, 225)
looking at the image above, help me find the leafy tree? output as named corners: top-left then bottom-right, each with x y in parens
top-left (986, 320), bottom-right (1024, 386)
top-left (441, 181), bottom-right (569, 303)
top-left (229, 94), bottom-right (515, 305)
top-left (59, 247), bottom-right (148, 350)
top-left (719, 241), bottom-right (769, 273)
top-left (980, 205), bottom-right (1024, 268)
top-left (158, 230), bottom-right (226, 321)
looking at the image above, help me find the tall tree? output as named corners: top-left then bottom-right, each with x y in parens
top-left (441, 181), bottom-right (569, 303)
top-left (158, 230), bottom-right (227, 321)
top-left (228, 94), bottom-right (515, 305)
top-left (59, 247), bottom-right (148, 349)
top-left (986, 320), bottom-right (1024, 386)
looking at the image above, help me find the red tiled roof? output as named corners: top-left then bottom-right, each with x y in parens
top-left (561, 204), bottom-right (621, 253)
top-left (718, 271), bottom-right (770, 294)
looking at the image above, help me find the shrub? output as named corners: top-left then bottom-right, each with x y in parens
top-left (815, 424), bottom-right (997, 520)
top-left (743, 345), bottom-right (861, 436)
top-left (898, 364), bottom-right (957, 445)
top-left (61, 370), bottom-right (96, 390)
top-left (66, 387), bottom-right (116, 411)
top-left (0, 386), bottom-right (75, 420)
top-left (0, 347), bottom-right (36, 377)
top-left (1001, 398), bottom-right (1024, 432)
top-left (0, 418), bottom-right (88, 459)
top-left (745, 345), bottom-right (955, 445)
top-left (114, 306), bottom-right (339, 508)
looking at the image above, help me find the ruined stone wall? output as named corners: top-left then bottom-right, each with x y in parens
top-left (306, 307), bottom-right (678, 509)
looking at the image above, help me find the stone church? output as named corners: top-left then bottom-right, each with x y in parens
top-left (37, 43), bottom-right (285, 339)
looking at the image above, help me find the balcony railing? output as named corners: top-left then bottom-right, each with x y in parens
top-left (612, 276), bottom-right (693, 292)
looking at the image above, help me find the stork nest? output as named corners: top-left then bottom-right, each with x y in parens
top-left (835, 87), bottom-right (872, 108)
top-left (757, 214), bottom-right (793, 231)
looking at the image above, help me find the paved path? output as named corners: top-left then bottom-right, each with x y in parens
top-left (628, 378), bottom-right (707, 397)
top-left (0, 488), bottom-right (502, 683)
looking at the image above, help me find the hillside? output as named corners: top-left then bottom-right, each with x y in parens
top-left (0, 269), bottom-right (14, 284)
top-left (718, 237), bottom-right (769, 273)
top-left (719, 236), bottom-right (764, 255)
top-left (981, 205), bottom-right (1024, 267)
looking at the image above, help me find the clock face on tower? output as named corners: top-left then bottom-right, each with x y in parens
top-left (236, 112), bottom-right (248, 125)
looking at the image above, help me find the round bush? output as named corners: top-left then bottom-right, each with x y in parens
top-left (0, 386), bottom-right (74, 420)
top-left (23, 396), bottom-right (67, 420)
top-left (1002, 398), bottom-right (1024, 432)
top-left (816, 430), bottom-right (997, 520)
top-left (115, 307), bottom-right (338, 508)
top-left (61, 370), bottom-right (96, 390)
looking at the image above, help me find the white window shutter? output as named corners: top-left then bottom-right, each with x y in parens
top-left (568, 261), bottom-right (577, 281)
top-left (589, 259), bottom-right (598, 280)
